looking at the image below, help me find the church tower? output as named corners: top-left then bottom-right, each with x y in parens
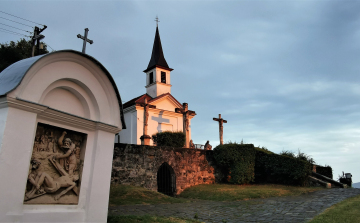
top-left (143, 26), bottom-right (173, 98)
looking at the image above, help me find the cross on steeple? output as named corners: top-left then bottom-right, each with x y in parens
top-left (213, 114), bottom-right (227, 145)
top-left (77, 28), bottom-right (93, 54)
top-left (155, 16), bottom-right (160, 27)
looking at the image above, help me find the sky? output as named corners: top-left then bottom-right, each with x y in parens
top-left (1, 0), bottom-right (360, 183)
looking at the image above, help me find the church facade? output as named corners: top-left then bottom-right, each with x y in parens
top-left (119, 26), bottom-right (196, 147)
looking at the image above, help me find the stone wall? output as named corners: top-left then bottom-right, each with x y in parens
top-left (111, 143), bottom-right (222, 195)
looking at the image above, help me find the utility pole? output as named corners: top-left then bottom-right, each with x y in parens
top-left (77, 28), bottom-right (93, 54)
top-left (31, 25), bottom-right (47, 57)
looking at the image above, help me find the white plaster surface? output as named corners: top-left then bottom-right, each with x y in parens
top-left (0, 51), bottom-right (123, 223)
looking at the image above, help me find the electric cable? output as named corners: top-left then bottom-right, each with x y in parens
top-left (0, 16), bottom-right (34, 28)
top-left (0, 10), bottom-right (44, 26)
top-left (0, 22), bottom-right (32, 33)
top-left (0, 27), bottom-right (31, 37)
top-left (0, 29), bottom-right (30, 37)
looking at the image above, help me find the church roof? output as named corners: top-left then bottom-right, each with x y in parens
top-left (0, 50), bottom-right (126, 130)
top-left (143, 27), bottom-right (173, 73)
top-left (123, 93), bottom-right (182, 110)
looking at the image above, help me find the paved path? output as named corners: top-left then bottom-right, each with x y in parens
top-left (109, 188), bottom-right (360, 223)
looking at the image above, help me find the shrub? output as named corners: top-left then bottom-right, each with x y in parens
top-left (152, 131), bottom-right (185, 147)
top-left (316, 165), bottom-right (333, 179)
top-left (213, 143), bottom-right (256, 184)
top-left (255, 150), bottom-right (312, 186)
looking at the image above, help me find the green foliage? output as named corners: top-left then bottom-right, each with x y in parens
top-left (108, 215), bottom-right (202, 223)
top-left (316, 165), bottom-right (333, 179)
top-left (255, 150), bottom-right (313, 186)
top-left (152, 131), bottom-right (185, 147)
top-left (0, 38), bottom-right (49, 72)
top-left (213, 143), bottom-right (256, 184)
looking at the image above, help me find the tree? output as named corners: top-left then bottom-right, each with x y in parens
top-left (0, 38), bottom-right (49, 72)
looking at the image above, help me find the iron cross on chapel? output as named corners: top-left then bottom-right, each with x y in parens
top-left (213, 114), bottom-right (227, 145)
top-left (77, 28), bottom-right (93, 54)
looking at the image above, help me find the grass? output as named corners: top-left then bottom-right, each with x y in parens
top-left (178, 184), bottom-right (324, 202)
top-left (107, 215), bottom-right (203, 223)
top-left (109, 184), bottom-right (189, 206)
top-left (109, 184), bottom-right (324, 206)
top-left (309, 194), bottom-right (360, 223)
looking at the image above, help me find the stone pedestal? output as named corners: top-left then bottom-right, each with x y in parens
top-left (140, 135), bottom-right (151, 145)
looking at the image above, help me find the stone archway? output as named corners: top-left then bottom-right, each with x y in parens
top-left (157, 162), bottom-right (176, 196)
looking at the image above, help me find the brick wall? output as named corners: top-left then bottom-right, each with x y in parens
top-left (111, 143), bottom-right (222, 194)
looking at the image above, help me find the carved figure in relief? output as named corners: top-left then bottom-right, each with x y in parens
top-left (38, 135), bottom-right (48, 152)
top-left (55, 131), bottom-right (77, 176)
top-left (204, 140), bottom-right (212, 150)
top-left (25, 158), bottom-right (79, 201)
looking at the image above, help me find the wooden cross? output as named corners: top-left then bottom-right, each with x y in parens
top-left (155, 16), bottom-right (160, 27)
top-left (213, 114), bottom-right (227, 145)
top-left (138, 97), bottom-right (155, 145)
top-left (176, 103), bottom-right (196, 148)
top-left (77, 28), bottom-right (93, 54)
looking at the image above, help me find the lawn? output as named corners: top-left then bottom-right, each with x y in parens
top-left (309, 194), bottom-right (360, 223)
top-left (178, 183), bottom-right (324, 201)
top-left (107, 215), bottom-right (203, 223)
top-left (109, 184), bottom-right (189, 206)
top-left (109, 183), bottom-right (323, 205)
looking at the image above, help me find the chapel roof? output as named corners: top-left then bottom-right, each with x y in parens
top-left (123, 93), bottom-right (182, 110)
top-left (0, 50), bottom-right (126, 129)
top-left (143, 26), bottom-right (173, 73)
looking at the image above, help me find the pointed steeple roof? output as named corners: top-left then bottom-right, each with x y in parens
top-left (144, 27), bottom-right (173, 73)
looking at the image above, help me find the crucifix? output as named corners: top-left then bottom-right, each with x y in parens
top-left (138, 97), bottom-right (155, 145)
top-left (176, 103), bottom-right (195, 148)
top-left (213, 114), bottom-right (227, 145)
top-left (77, 28), bottom-right (93, 54)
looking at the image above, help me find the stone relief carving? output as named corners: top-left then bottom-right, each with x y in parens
top-left (24, 123), bottom-right (86, 204)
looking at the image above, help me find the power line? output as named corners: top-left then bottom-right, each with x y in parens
top-left (0, 29), bottom-right (30, 37)
top-left (0, 27), bottom-right (31, 37)
top-left (0, 17), bottom-right (34, 28)
top-left (46, 44), bottom-right (55, 52)
top-left (0, 10), bottom-right (44, 26)
top-left (0, 22), bottom-right (32, 33)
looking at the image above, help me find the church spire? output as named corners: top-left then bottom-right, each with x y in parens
top-left (144, 26), bottom-right (173, 73)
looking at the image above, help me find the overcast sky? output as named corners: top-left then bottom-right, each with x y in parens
top-left (2, 0), bottom-right (360, 182)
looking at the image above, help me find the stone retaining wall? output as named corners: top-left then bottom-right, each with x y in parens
top-left (111, 143), bottom-right (222, 194)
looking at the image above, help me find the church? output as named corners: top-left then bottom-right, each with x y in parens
top-left (118, 26), bottom-right (196, 147)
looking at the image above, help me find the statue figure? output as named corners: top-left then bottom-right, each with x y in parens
top-left (185, 113), bottom-right (190, 131)
top-left (204, 140), bottom-right (212, 150)
top-left (25, 158), bottom-right (79, 201)
top-left (38, 134), bottom-right (48, 152)
top-left (189, 139), bottom-right (195, 149)
top-left (55, 131), bottom-right (77, 176)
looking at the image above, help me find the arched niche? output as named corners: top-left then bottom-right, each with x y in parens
top-left (5, 51), bottom-right (124, 128)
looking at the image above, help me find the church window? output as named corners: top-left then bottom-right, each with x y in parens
top-left (149, 72), bottom-right (154, 84)
top-left (161, 72), bottom-right (166, 83)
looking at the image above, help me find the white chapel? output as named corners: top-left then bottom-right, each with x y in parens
top-left (119, 26), bottom-right (196, 147)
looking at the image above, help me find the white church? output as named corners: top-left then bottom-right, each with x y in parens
top-left (118, 26), bottom-right (196, 147)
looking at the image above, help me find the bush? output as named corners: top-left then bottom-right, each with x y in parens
top-left (152, 131), bottom-right (185, 147)
top-left (255, 150), bottom-right (312, 186)
top-left (213, 143), bottom-right (255, 184)
top-left (316, 165), bottom-right (333, 179)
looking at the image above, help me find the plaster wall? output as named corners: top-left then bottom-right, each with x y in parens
top-left (145, 67), bottom-right (171, 98)
top-left (119, 108), bottom-right (137, 144)
top-left (136, 107), bottom-right (183, 145)
top-left (0, 107), bottom-right (8, 152)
